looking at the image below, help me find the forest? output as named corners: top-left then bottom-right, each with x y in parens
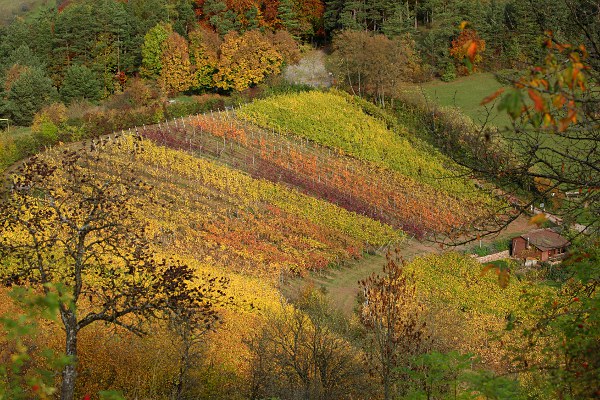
top-left (0, 0), bottom-right (598, 399)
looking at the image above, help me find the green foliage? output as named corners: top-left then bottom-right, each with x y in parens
top-left (463, 369), bottom-right (524, 400)
top-left (0, 284), bottom-right (72, 400)
top-left (141, 22), bottom-right (172, 79)
top-left (467, 239), bottom-right (510, 257)
top-left (400, 351), bottom-right (475, 399)
top-left (3, 67), bottom-right (56, 126)
top-left (203, 0), bottom-right (241, 36)
top-left (60, 64), bottom-right (102, 104)
top-left (3, 45), bottom-right (44, 71)
top-left (277, 0), bottom-right (300, 38)
top-left (98, 390), bottom-right (125, 400)
top-left (441, 63), bottom-right (457, 82)
top-left (508, 243), bottom-right (600, 398)
top-left (33, 121), bottom-right (59, 147)
top-left (164, 95), bottom-right (224, 119)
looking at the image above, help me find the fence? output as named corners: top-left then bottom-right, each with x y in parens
top-left (111, 107), bottom-right (477, 245)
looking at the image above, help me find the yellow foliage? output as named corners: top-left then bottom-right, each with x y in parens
top-left (214, 30), bottom-right (283, 91)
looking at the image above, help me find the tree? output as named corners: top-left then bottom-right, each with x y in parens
top-left (167, 275), bottom-right (230, 400)
top-left (465, 32), bottom-right (599, 237)
top-left (268, 30), bottom-right (302, 66)
top-left (203, 0), bottom-right (241, 36)
top-left (159, 32), bottom-right (195, 95)
top-left (60, 64), bottom-right (102, 104)
top-left (0, 140), bottom-right (226, 400)
top-left (359, 249), bottom-right (430, 400)
top-left (247, 290), bottom-right (371, 400)
top-left (141, 22), bottom-right (172, 79)
top-left (277, 0), bottom-right (301, 38)
top-left (2, 66), bottom-right (57, 126)
top-left (188, 27), bottom-right (221, 91)
top-left (330, 30), bottom-right (422, 105)
top-left (213, 30), bottom-right (283, 92)
top-left (0, 284), bottom-right (71, 399)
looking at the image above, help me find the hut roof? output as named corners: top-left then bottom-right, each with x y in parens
top-left (519, 229), bottom-right (570, 251)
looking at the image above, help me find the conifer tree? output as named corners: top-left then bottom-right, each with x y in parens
top-left (60, 64), bottom-right (102, 104)
top-left (3, 67), bottom-right (57, 126)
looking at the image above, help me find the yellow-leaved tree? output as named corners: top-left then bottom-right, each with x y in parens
top-left (213, 30), bottom-right (283, 92)
top-left (160, 32), bottom-right (195, 95)
top-left (189, 27), bottom-right (222, 91)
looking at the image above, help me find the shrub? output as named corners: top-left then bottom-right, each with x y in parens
top-left (164, 95), bottom-right (224, 118)
top-left (441, 63), bottom-right (457, 82)
top-left (33, 121), bottom-right (59, 146)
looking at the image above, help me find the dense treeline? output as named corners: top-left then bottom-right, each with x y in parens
top-left (1, 0), bottom-right (596, 126)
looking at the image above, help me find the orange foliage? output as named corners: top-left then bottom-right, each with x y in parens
top-left (450, 28), bottom-right (485, 75)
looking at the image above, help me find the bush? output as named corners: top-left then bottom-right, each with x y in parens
top-left (0, 136), bottom-right (19, 170)
top-left (164, 94), bottom-right (225, 118)
top-left (441, 63), bottom-right (457, 82)
top-left (34, 121), bottom-right (59, 146)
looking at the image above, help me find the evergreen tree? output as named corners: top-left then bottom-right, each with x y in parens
top-left (4, 45), bottom-right (44, 71)
top-left (60, 64), bottom-right (102, 104)
top-left (171, 0), bottom-right (197, 36)
top-left (3, 67), bottom-right (57, 126)
top-left (203, 0), bottom-right (242, 36)
top-left (338, 0), bottom-right (368, 31)
top-left (382, 3), bottom-right (414, 37)
top-left (278, 0), bottom-right (301, 38)
top-left (324, 0), bottom-right (345, 32)
top-left (126, 0), bottom-right (169, 69)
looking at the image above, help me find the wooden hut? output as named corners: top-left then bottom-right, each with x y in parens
top-left (511, 228), bottom-right (570, 262)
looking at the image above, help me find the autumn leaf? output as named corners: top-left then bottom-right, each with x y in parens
top-left (459, 21), bottom-right (469, 30)
top-left (480, 264), bottom-right (497, 277)
top-left (466, 41), bottom-right (478, 61)
top-left (528, 89), bottom-right (545, 112)
top-left (529, 213), bottom-right (548, 226)
top-left (480, 88), bottom-right (505, 105)
top-left (498, 269), bottom-right (510, 288)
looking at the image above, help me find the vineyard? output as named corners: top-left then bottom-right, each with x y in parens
top-left (89, 136), bottom-right (401, 277)
top-left (237, 91), bottom-right (486, 199)
top-left (405, 253), bottom-right (553, 370)
top-left (132, 94), bottom-right (496, 238)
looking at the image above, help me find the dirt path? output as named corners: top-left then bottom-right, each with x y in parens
top-left (283, 214), bottom-right (535, 315)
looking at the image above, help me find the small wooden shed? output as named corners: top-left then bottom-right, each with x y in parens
top-left (511, 229), bottom-right (570, 262)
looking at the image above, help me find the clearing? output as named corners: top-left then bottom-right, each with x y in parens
top-left (284, 214), bottom-right (535, 315)
top-left (420, 72), bottom-right (510, 128)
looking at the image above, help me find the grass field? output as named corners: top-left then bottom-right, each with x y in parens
top-left (421, 73), bottom-right (511, 128)
top-left (0, 0), bottom-right (54, 25)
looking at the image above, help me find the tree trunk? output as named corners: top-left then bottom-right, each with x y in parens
top-left (383, 374), bottom-right (391, 400)
top-left (174, 340), bottom-right (191, 400)
top-left (61, 314), bottom-right (78, 400)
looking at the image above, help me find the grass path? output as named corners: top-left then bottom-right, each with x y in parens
top-left (283, 215), bottom-right (534, 315)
